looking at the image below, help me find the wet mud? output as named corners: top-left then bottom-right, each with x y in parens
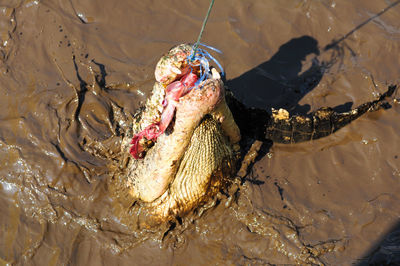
top-left (1, 0), bottom-right (400, 265)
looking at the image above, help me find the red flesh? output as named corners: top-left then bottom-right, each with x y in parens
top-left (129, 72), bottom-right (198, 159)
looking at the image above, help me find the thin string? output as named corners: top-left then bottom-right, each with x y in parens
top-left (190, 0), bottom-right (215, 61)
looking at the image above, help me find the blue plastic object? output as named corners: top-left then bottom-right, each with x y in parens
top-left (187, 43), bottom-right (224, 89)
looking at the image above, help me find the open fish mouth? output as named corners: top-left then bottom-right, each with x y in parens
top-left (130, 43), bottom-right (225, 159)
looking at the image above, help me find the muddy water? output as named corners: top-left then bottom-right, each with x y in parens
top-left (1, 0), bottom-right (400, 265)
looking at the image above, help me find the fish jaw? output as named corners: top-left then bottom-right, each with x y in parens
top-left (132, 78), bottom-right (224, 203)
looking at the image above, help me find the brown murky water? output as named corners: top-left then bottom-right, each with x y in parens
top-left (1, 0), bottom-right (400, 265)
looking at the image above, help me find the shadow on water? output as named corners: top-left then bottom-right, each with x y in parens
top-left (356, 220), bottom-right (400, 265)
top-left (225, 33), bottom-right (362, 117)
top-left (226, 0), bottom-right (400, 117)
top-left (226, 35), bottom-right (324, 114)
top-left (224, 35), bottom-right (337, 145)
top-left (225, 33), bottom-right (357, 122)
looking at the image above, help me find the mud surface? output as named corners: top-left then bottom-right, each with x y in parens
top-left (1, 0), bottom-right (400, 265)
